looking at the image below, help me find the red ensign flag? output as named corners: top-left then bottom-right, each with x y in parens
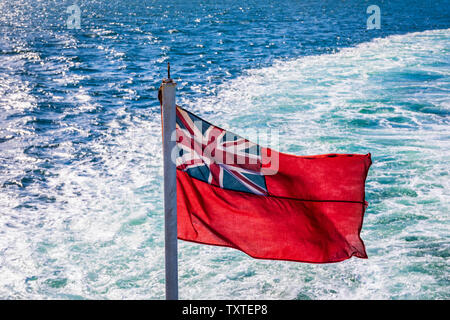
top-left (175, 106), bottom-right (371, 263)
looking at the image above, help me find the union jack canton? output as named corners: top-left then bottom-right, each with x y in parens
top-left (175, 106), bottom-right (268, 196)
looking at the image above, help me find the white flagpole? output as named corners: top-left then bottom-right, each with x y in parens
top-left (160, 63), bottom-right (178, 300)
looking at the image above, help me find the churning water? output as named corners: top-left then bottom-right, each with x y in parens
top-left (0, 0), bottom-right (449, 299)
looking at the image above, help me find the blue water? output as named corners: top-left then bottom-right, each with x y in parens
top-left (0, 0), bottom-right (449, 299)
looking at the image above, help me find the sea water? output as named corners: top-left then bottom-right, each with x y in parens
top-left (0, 0), bottom-right (449, 299)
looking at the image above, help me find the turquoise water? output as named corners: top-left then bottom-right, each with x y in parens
top-left (0, 1), bottom-right (449, 299)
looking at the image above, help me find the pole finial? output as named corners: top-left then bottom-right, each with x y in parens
top-left (162, 62), bottom-right (174, 84)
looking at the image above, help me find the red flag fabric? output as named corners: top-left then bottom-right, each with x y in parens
top-left (175, 106), bottom-right (372, 263)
